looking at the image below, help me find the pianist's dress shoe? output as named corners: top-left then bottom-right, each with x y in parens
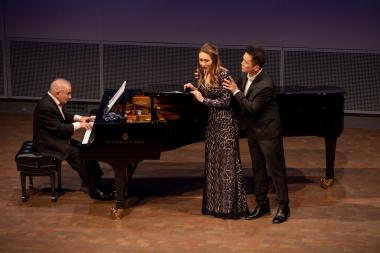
top-left (90, 188), bottom-right (114, 201)
top-left (245, 202), bottom-right (271, 220)
top-left (272, 206), bottom-right (290, 224)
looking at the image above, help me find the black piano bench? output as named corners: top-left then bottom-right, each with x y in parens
top-left (15, 141), bottom-right (62, 202)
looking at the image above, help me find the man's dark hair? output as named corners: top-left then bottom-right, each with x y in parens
top-left (244, 46), bottom-right (266, 68)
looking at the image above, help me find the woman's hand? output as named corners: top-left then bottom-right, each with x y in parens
top-left (184, 82), bottom-right (204, 103)
top-left (184, 83), bottom-right (196, 92)
top-left (191, 90), bottom-right (204, 103)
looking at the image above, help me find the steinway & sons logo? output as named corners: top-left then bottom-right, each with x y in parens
top-left (122, 132), bottom-right (129, 141)
top-left (105, 132), bottom-right (145, 144)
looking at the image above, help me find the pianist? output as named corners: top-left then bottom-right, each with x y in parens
top-left (33, 78), bottom-right (113, 201)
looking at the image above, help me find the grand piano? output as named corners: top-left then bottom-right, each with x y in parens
top-left (276, 86), bottom-right (345, 189)
top-left (78, 84), bottom-right (344, 219)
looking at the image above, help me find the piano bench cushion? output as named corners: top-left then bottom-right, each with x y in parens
top-left (15, 141), bottom-right (60, 174)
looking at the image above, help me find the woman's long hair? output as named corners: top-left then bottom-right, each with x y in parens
top-left (197, 43), bottom-right (223, 89)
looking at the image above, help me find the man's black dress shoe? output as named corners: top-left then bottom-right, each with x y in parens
top-left (90, 188), bottom-right (114, 201)
top-left (245, 202), bottom-right (271, 220)
top-left (272, 206), bottom-right (290, 224)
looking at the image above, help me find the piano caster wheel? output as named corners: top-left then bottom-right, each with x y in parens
top-left (51, 196), bottom-right (57, 202)
top-left (21, 196), bottom-right (28, 202)
top-left (320, 177), bottom-right (334, 189)
top-left (110, 207), bottom-right (124, 220)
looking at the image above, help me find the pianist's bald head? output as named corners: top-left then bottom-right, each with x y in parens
top-left (49, 78), bottom-right (72, 105)
top-left (49, 78), bottom-right (71, 93)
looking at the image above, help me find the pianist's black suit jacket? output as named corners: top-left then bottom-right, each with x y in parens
top-left (33, 94), bottom-right (76, 160)
top-left (33, 94), bottom-right (103, 192)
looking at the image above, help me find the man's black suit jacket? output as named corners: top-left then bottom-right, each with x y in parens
top-left (233, 70), bottom-right (282, 140)
top-left (33, 94), bottom-right (76, 160)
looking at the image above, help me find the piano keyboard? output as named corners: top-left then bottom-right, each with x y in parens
top-left (82, 128), bottom-right (92, 144)
top-left (82, 121), bottom-right (94, 145)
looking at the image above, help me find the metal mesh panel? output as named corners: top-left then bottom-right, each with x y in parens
top-left (265, 49), bottom-right (281, 86)
top-left (103, 44), bottom-right (281, 92)
top-left (284, 50), bottom-right (380, 112)
top-left (0, 40), bottom-right (4, 96)
top-left (65, 102), bottom-right (88, 114)
top-left (219, 47), bottom-right (243, 79)
top-left (10, 41), bottom-right (100, 99)
top-left (7, 40), bottom-right (379, 113)
top-left (103, 44), bottom-right (198, 92)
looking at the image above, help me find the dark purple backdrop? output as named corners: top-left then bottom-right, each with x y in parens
top-left (1, 0), bottom-right (379, 50)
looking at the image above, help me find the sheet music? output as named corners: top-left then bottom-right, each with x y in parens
top-left (106, 81), bottom-right (126, 114)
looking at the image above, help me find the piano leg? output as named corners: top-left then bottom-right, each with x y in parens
top-left (321, 137), bottom-right (337, 189)
top-left (105, 160), bottom-right (128, 219)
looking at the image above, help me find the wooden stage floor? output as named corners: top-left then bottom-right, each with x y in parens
top-left (0, 113), bottom-right (379, 253)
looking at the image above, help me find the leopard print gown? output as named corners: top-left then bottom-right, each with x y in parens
top-left (198, 70), bottom-right (247, 219)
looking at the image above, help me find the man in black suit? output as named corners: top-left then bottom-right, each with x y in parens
top-left (223, 46), bottom-right (289, 224)
top-left (33, 78), bottom-right (113, 201)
